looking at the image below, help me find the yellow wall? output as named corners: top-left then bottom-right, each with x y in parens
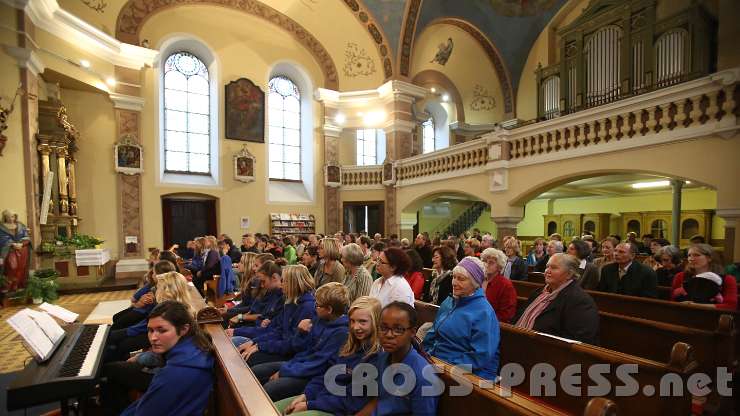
top-left (411, 24), bottom-right (506, 124)
top-left (339, 129), bottom-right (356, 166)
top-left (0, 6), bottom-right (27, 223)
top-left (60, 88), bottom-right (120, 255)
top-left (517, 189), bottom-right (725, 240)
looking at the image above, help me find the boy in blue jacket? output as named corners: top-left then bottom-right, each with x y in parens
top-left (239, 264), bottom-right (317, 366)
top-left (251, 282), bottom-right (351, 401)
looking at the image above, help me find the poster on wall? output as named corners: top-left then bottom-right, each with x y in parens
top-left (240, 217), bottom-right (250, 230)
top-left (225, 78), bottom-right (265, 142)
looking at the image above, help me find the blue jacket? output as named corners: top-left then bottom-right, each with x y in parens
top-left (121, 336), bottom-right (214, 416)
top-left (305, 346), bottom-right (377, 415)
top-left (186, 254), bottom-right (203, 274)
top-left (233, 289), bottom-right (285, 338)
top-left (280, 315), bottom-right (349, 378)
top-left (218, 255), bottom-right (236, 297)
top-left (372, 348), bottom-right (441, 416)
top-left (422, 288), bottom-right (500, 379)
top-left (252, 291), bottom-right (316, 356)
top-left (126, 318), bottom-right (148, 337)
top-left (131, 285), bottom-right (155, 315)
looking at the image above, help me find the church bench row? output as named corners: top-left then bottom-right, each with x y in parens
top-left (415, 301), bottom-right (695, 415)
top-left (526, 272), bottom-right (672, 299)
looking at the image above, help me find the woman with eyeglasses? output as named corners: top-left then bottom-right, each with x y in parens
top-left (361, 301), bottom-right (440, 415)
top-left (368, 247), bottom-right (415, 307)
top-left (422, 256), bottom-right (500, 380)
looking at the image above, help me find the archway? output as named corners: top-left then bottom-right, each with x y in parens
top-left (400, 191), bottom-right (491, 242)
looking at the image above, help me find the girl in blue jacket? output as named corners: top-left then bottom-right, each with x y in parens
top-left (118, 300), bottom-right (214, 416)
top-left (277, 296), bottom-right (382, 415)
top-left (228, 261), bottom-right (285, 343)
top-left (251, 281), bottom-right (352, 401)
top-left (112, 260), bottom-right (176, 330)
top-left (239, 264), bottom-right (317, 366)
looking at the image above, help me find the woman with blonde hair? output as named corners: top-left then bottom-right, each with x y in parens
top-left (278, 296), bottom-right (382, 415)
top-left (314, 238), bottom-right (345, 288)
top-left (105, 272), bottom-right (193, 362)
top-left (239, 265), bottom-right (317, 366)
top-left (503, 237), bottom-right (527, 281)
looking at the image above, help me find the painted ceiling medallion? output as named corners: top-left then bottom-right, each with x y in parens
top-left (80, 0), bottom-right (108, 12)
top-left (470, 84), bottom-right (496, 111)
top-left (489, 0), bottom-right (559, 17)
top-left (344, 42), bottom-right (377, 77)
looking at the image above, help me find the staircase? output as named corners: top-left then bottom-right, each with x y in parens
top-left (439, 201), bottom-right (488, 237)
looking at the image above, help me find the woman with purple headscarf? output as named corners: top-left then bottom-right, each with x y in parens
top-left (421, 256), bottom-right (500, 379)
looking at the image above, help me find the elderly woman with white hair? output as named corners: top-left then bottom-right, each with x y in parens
top-left (422, 256), bottom-right (500, 380)
top-left (481, 248), bottom-right (517, 323)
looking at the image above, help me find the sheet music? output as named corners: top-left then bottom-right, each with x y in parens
top-left (6, 310), bottom-right (54, 360)
top-left (26, 309), bottom-right (65, 343)
top-left (39, 303), bottom-right (78, 323)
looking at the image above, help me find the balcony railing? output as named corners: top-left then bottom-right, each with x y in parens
top-left (394, 139), bottom-right (488, 186)
top-left (340, 165), bottom-right (383, 189)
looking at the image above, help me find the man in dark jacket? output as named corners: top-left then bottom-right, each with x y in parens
top-left (597, 242), bottom-right (658, 298)
top-left (414, 233), bottom-right (433, 269)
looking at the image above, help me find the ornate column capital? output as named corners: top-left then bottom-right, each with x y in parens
top-left (2, 46), bottom-right (44, 76)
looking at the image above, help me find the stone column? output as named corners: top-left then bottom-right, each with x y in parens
top-left (4, 10), bottom-right (43, 266)
top-left (491, 204), bottom-right (524, 246)
top-left (323, 122), bottom-right (342, 234)
top-left (670, 179), bottom-right (684, 246)
top-left (717, 209), bottom-right (740, 263)
top-left (56, 148), bottom-right (69, 215)
top-left (38, 144), bottom-right (52, 213)
top-left (110, 92), bottom-right (145, 260)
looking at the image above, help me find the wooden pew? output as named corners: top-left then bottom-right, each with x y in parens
top-left (528, 272), bottom-right (545, 284)
top-left (186, 284), bottom-right (280, 416)
top-left (433, 357), bottom-right (617, 416)
top-left (416, 300), bottom-right (696, 415)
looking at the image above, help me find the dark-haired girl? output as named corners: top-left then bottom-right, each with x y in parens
top-left (102, 301), bottom-right (214, 415)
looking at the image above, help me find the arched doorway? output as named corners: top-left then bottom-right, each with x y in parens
top-left (162, 193), bottom-right (218, 255)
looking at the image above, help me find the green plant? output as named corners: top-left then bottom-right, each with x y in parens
top-left (60, 234), bottom-right (104, 250)
top-left (26, 269), bottom-right (59, 302)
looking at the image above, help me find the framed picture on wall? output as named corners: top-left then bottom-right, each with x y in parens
top-left (114, 135), bottom-right (143, 175)
top-left (234, 145), bottom-right (256, 183)
top-left (325, 164), bottom-right (341, 187)
top-left (225, 78), bottom-right (265, 142)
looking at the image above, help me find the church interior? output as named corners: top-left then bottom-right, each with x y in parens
top-left (1, 0), bottom-right (739, 414)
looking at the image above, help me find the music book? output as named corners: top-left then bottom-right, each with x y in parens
top-left (7, 309), bottom-right (66, 362)
top-left (39, 302), bottom-right (79, 323)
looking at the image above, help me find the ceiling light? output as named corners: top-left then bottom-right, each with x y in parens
top-left (334, 113), bottom-right (346, 124)
top-left (631, 180), bottom-right (670, 189)
top-left (430, 87), bottom-right (436, 93)
top-left (80, 59), bottom-right (91, 68)
top-left (105, 77), bottom-right (117, 87)
top-left (442, 94), bottom-right (450, 102)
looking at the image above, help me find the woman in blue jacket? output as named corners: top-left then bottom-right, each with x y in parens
top-left (277, 296), bottom-right (382, 415)
top-left (112, 260), bottom-right (176, 330)
top-left (422, 256), bottom-right (501, 380)
top-left (239, 265), bottom-right (316, 366)
top-left (102, 300), bottom-right (214, 416)
top-left (251, 282), bottom-right (351, 401)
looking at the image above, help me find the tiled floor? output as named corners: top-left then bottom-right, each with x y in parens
top-left (0, 290), bottom-right (135, 373)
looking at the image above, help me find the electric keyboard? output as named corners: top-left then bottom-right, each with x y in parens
top-left (7, 323), bottom-right (109, 411)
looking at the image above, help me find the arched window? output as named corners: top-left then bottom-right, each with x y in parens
top-left (651, 220), bottom-right (667, 239)
top-left (163, 52), bottom-right (210, 174)
top-left (547, 221), bottom-right (558, 236)
top-left (563, 221), bottom-right (575, 237)
top-left (422, 118), bottom-right (435, 153)
top-left (268, 76), bottom-right (301, 180)
top-left (627, 220), bottom-right (641, 234)
top-left (584, 221), bottom-right (596, 233)
top-left (681, 219), bottom-right (699, 239)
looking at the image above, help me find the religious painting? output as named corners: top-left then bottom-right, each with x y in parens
top-left (325, 164), bottom-right (341, 188)
top-left (430, 37), bottom-right (454, 66)
top-left (225, 78), bottom-right (265, 142)
top-left (234, 146), bottom-right (256, 183)
top-left (114, 135), bottom-right (143, 175)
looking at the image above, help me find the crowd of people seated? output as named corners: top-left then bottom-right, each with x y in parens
top-left (95, 227), bottom-right (738, 415)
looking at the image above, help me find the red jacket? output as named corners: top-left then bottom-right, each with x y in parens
top-left (485, 274), bottom-right (518, 323)
top-left (671, 271), bottom-right (738, 310)
top-left (404, 271), bottom-right (425, 300)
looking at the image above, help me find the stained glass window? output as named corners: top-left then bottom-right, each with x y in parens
top-left (356, 129), bottom-right (379, 166)
top-left (422, 118), bottom-right (435, 154)
top-left (268, 76), bottom-right (301, 180)
top-left (163, 52), bottom-right (210, 174)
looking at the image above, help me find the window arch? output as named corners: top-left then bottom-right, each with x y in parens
top-left (422, 118), bottom-right (435, 154)
top-left (163, 51), bottom-right (211, 174)
top-left (268, 76), bottom-right (301, 181)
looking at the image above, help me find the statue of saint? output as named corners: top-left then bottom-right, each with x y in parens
top-left (0, 210), bottom-right (32, 291)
